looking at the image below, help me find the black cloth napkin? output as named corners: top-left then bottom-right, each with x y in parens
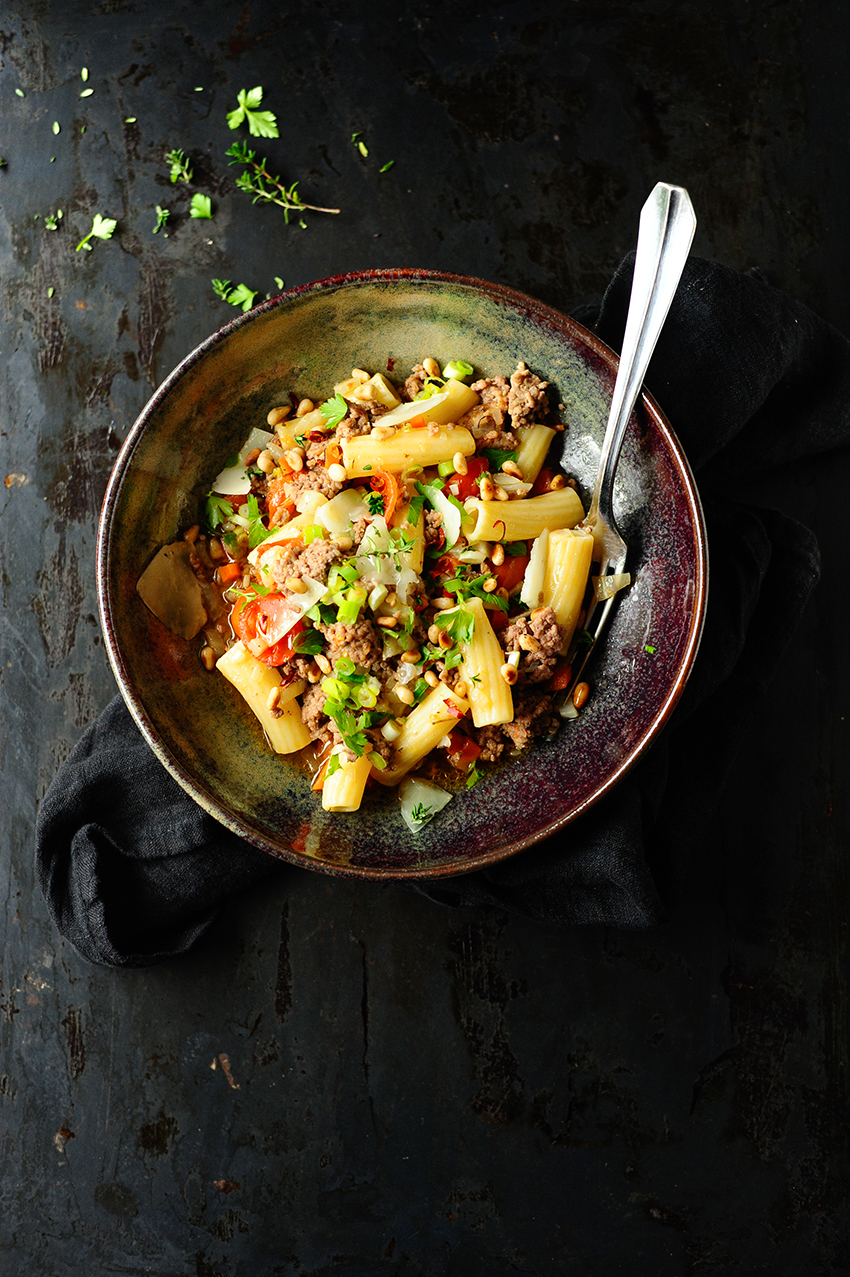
top-left (36, 256), bottom-right (849, 966)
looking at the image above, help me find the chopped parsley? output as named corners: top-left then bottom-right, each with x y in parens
top-left (504, 541), bottom-right (528, 556)
top-left (212, 279), bottom-right (258, 311)
top-left (293, 627), bottom-right (324, 656)
top-left (166, 148), bottom-right (193, 184)
top-left (410, 802), bottom-right (433, 824)
top-left (204, 492), bottom-right (234, 531)
top-left (190, 192), bottom-right (213, 219)
top-left (645, 644), bottom-right (656, 655)
top-left (246, 494), bottom-right (273, 549)
top-left (465, 765), bottom-right (484, 789)
top-left (75, 213), bottom-right (117, 252)
top-left (442, 569), bottom-right (509, 612)
top-left (152, 205), bottom-right (170, 234)
top-left (481, 447), bottom-right (518, 471)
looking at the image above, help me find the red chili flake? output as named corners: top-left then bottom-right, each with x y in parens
top-left (443, 698), bottom-right (464, 720)
top-left (386, 356), bottom-right (395, 372)
top-left (492, 520), bottom-right (506, 540)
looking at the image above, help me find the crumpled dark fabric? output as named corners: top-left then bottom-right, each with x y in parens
top-left (36, 256), bottom-right (849, 966)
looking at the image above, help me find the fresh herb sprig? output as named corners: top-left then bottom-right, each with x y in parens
top-left (75, 213), bottom-right (117, 252)
top-left (166, 148), bottom-right (193, 184)
top-left (318, 393), bottom-right (348, 429)
top-left (190, 192), bottom-right (213, 219)
top-left (212, 278), bottom-right (258, 311)
top-left (152, 205), bottom-right (170, 234)
top-left (227, 86), bottom-right (279, 139)
top-left (226, 140), bottom-right (340, 225)
top-left (44, 209), bottom-right (63, 231)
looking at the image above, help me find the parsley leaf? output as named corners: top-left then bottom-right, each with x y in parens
top-left (293, 627), bottom-right (324, 656)
top-left (212, 279), bottom-right (258, 311)
top-left (482, 447), bottom-right (518, 471)
top-left (152, 205), bottom-right (170, 234)
top-left (318, 393), bottom-right (348, 429)
top-left (75, 213), bottom-right (117, 252)
top-left (465, 765), bottom-right (484, 789)
top-left (246, 495), bottom-right (273, 549)
top-left (504, 541), bottom-right (528, 556)
top-left (366, 492), bottom-right (385, 516)
top-left (166, 148), bottom-right (193, 184)
top-left (434, 603), bottom-right (475, 647)
top-left (227, 86), bottom-right (279, 139)
top-left (204, 492), bottom-right (234, 531)
top-left (442, 569), bottom-right (509, 612)
top-left (189, 192), bottom-right (213, 219)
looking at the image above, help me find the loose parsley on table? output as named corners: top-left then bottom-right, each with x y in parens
top-left (227, 86), bottom-right (279, 139)
top-left (166, 148), bottom-right (193, 184)
top-left (212, 279), bottom-right (258, 311)
top-left (152, 205), bottom-right (169, 234)
top-left (75, 214), bottom-right (117, 252)
top-left (226, 140), bottom-right (340, 225)
top-left (189, 192), bottom-right (213, 219)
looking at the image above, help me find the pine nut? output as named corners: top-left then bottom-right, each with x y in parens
top-left (480, 475), bottom-right (496, 501)
top-left (244, 449), bottom-right (261, 466)
top-left (283, 449), bottom-right (304, 472)
top-left (500, 663), bottom-right (518, 685)
top-left (519, 634), bottom-right (542, 652)
top-left (208, 538), bottom-right (223, 560)
top-left (454, 680), bottom-right (468, 699)
top-left (428, 624), bottom-right (442, 645)
top-left (385, 592), bottom-right (399, 606)
top-left (351, 367), bottom-right (370, 381)
top-left (333, 534), bottom-right (354, 550)
top-left (502, 460), bottom-right (523, 479)
top-left (491, 543), bottom-right (505, 566)
top-left (257, 450), bottom-right (276, 473)
top-left (401, 648), bottom-right (421, 663)
top-left (422, 357), bottom-right (441, 377)
top-left (285, 576), bottom-right (307, 593)
top-left (573, 681), bottom-right (590, 710)
top-left (200, 645), bottom-right (216, 670)
top-left (267, 405), bottom-right (291, 427)
top-left (315, 653), bottom-right (332, 674)
top-left (495, 485), bottom-right (509, 501)
top-left (424, 670), bottom-right (439, 687)
top-left (549, 473), bottom-right (566, 490)
top-left (567, 477), bottom-right (577, 489)
top-left (327, 463), bottom-right (347, 483)
top-left (371, 425), bottom-right (395, 441)
top-left (482, 577), bottom-right (498, 593)
top-left (395, 685), bottom-right (415, 705)
top-left (183, 524), bottom-right (199, 544)
top-left (453, 451), bottom-right (468, 475)
top-left (266, 686), bottom-right (281, 711)
top-left (432, 597), bottom-right (454, 610)
top-left (377, 616), bottom-right (399, 628)
top-left (438, 631), bottom-right (453, 650)
top-left (306, 664), bottom-right (321, 683)
top-left (296, 398), bottom-right (314, 417)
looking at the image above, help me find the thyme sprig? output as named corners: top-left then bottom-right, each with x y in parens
top-left (226, 140), bottom-right (339, 225)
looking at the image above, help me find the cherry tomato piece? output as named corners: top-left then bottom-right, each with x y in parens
top-left (447, 456), bottom-right (488, 502)
top-left (445, 729), bottom-right (482, 772)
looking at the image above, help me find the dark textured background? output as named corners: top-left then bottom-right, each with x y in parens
top-left (2, 2), bottom-right (849, 1273)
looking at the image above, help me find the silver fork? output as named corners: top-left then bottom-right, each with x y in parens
top-left (567, 181), bottom-right (697, 692)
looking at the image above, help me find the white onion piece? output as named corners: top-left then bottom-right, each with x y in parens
top-left (395, 660), bottom-right (423, 685)
top-left (520, 527), bottom-right (549, 608)
top-left (494, 472), bottom-right (532, 497)
top-left (316, 487), bottom-right (370, 536)
top-left (423, 486), bottom-right (464, 549)
top-left (211, 464), bottom-right (251, 496)
top-left (371, 390), bottom-right (449, 429)
top-left (399, 777), bottom-right (452, 833)
top-left (559, 697), bottom-right (579, 720)
top-left (593, 571), bottom-right (631, 601)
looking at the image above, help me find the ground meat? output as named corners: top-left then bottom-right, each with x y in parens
top-left (351, 515), bottom-right (370, 546)
top-left (304, 439), bottom-right (328, 468)
top-left (508, 361), bottom-right (549, 428)
top-left (402, 363), bottom-right (428, 401)
top-left (279, 537), bottom-right (343, 586)
top-left (335, 406), bottom-right (373, 442)
top-left (472, 376), bottom-right (510, 416)
top-left (501, 688), bottom-right (558, 751)
top-left (321, 618), bottom-right (382, 669)
top-left (274, 655), bottom-right (316, 692)
top-left (283, 466), bottom-right (344, 502)
top-left (367, 729), bottom-right (393, 765)
top-left (474, 724), bottom-right (505, 764)
top-left (424, 509), bottom-right (444, 548)
top-left (475, 428), bottom-right (519, 450)
top-left (301, 682), bottom-right (327, 739)
top-left (503, 606), bottom-right (563, 682)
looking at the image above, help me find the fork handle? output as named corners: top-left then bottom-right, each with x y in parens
top-left (587, 182), bottom-right (696, 526)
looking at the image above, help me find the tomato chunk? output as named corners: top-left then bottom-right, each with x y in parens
top-left (231, 595), bottom-right (305, 666)
top-left (447, 456), bottom-right (487, 502)
top-left (492, 552), bottom-right (529, 595)
top-left (445, 729), bottom-right (482, 772)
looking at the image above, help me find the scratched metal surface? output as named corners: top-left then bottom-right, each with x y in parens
top-left (1, 1), bottom-right (848, 1273)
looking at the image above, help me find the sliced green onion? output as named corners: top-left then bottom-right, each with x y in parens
top-left (443, 360), bottom-right (474, 381)
top-left (437, 459), bottom-right (455, 478)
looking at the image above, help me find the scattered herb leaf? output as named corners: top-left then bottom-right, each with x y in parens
top-left (47, 286), bottom-right (55, 298)
top-left (204, 492), bottom-right (234, 530)
top-left (152, 205), bottom-right (170, 234)
top-left (15, 89), bottom-right (24, 98)
top-left (52, 121), bottom-right (60, 135)
top-left (226, 86), bottom-right (279, 139)
top-left (125, 116), bottom-right (136, 123)
top-left (482, 447), bottom-right (518, 471)
top-left (189, 192), bottom-right (213, 219)
top-left (366, 492), bottom-right (385, 516)
top-left (44, 209), bottom-right (63, 230)
top-left (644, 644), bottom-right (656, 654)
top-left (80, 68), bottom-right (89, 82)
top-left (80, 88), bottom-right (93, 98)
top-left (379, 160), bottom-right (395, 172)
top-left (75, 213), bottom-right (117, 252)
top-left (211, 278), bottom-right (257, 311)
top-left (166, 147), bottom-right (193, 184)
top-left (318, 393), bottom-right (348, 429)
top-left (410, 802), bottom-right (433, 825)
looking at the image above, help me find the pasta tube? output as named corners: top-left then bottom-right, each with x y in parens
top-left (543, 528), bottom-right (595, 652)
top-left (465, 487), bottom-right (584, 543)
top-left (459, 597), bottom-right (514, 727)
top-left (342, 424), bottom-right (476, 478)
top-left (322, 749), bottom-right (373, 813)
top-left (515, 425), bottom-right (556, 484)
top-left (372, 681), bottom-right (470, 785)
top-left (216, 642), bottom-right (310, 753)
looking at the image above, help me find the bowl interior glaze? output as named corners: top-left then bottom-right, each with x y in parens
top-left (98, 270), bottom-right (707, 879)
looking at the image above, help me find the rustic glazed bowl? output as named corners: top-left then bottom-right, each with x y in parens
top-left (98, 270), bottom-right (707, 879)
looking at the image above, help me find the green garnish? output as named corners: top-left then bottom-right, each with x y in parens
top-left (80, 88), bottom-right (93, 98)
top-left (406, 492), bottom-right (426, 526)
top-left (227, 86), bottom-right (279, 139)
top-left (75, 213), bottom-right (117, 252)
top-left (15, 89), bottom-right (24, 98)
top-left (442, 568), bottom-right (510, 612)
top-left (504, 541), bottom-right (528, 556)
top-left (47, 286), bottom-right (55, 298)
top-left (52, 121), bottom-right (60, 135)
top-left (204, 492), bottom-right (234, 530)
top-left (318, 393), bottom-right (348, 429)
top-left (442, 360), bottom-right (474, 381)
top-left (81, 68), bottom-right (89, 81)
top-left (645, 644), bottom-right (656, 655)
top-left (366, 492), bottom-right (385, 516)
top-left (414, 377), bottom-right (446, 401)
top-left (246, 495), bottom-right (273, 549)
top-left (320, 661), bottom-right (382, 757)
top-left (379, 160), bottom-right (395, 173)
top-left (410, 802), bottom-right (433, 825)
top-left (190, 192), bottom-right (213, 219)
top-left (166, 148), bottom-right (193, 183)
top-left (44, 209), bottom-right (63, 231)
top-left (465, 765), bottom-right (484, 789)
top-left (211, 279), bottom-right (258, 312)
top-left (227, 139), bottom-right (339, 224)
top-left (434, 603), bottom-right (475, 646)
top-left (125, 116), bottom-right (136, 123)
top-left (0, 157), bottom-right (6, 167)
top-left (482, 447), bottom-right (518, 471)
top-left (293, 628), bottom-right (324, 656)
top-left (152, 205), bottom-right (170, 234)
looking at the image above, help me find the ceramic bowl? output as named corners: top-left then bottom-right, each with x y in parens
top-left (97, 270), bottom-right (707, 879)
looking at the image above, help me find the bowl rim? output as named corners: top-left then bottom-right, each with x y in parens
top-left (97, 268), bottom-right (708, 880)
